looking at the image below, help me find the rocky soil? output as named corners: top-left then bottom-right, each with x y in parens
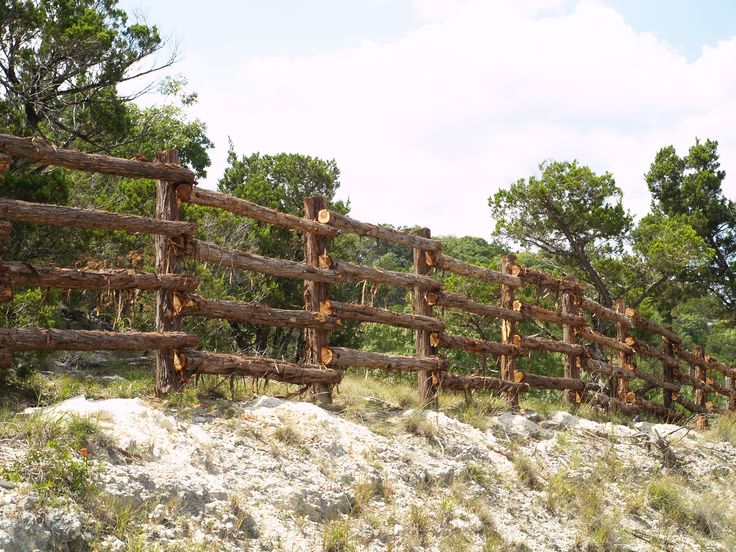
top-left (1, 393), bottom-right (735, 551)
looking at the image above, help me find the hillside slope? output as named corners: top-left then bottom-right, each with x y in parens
top-left (1, 393), bottom-right (735, 551)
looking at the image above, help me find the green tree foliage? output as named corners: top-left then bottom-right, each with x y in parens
top-left (645, 139), bottom-right (736, 316)
top-left (0, 0), bottom-right (171, 150)
top-left (490, 160), bottom-right (632, 307)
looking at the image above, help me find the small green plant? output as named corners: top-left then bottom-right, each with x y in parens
top-left (350, 479), bottom-right (378, 516)
top-left (273, 423), bottom-right (303, 446)
top-left (0, 413), bottom-right (102, 503)
top-left (512, 455), bottom-right (542, 490)
top-left (402, 412), bottom-right (437, 441)
top-left (708, 413), bottom-right (736, 446)
top-left (322, 520), bottom-right (354, 552)
top-left (464, 460), bottom-right (494, 490)
top-left (647, 475), bottom-right (688, 525)
top-left (409, 504), bottom-right (431, 545)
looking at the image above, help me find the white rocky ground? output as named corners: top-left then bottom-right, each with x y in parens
top-left (1, 393), bottom-right (735, 551)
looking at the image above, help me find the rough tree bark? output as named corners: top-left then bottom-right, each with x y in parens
top-left (304, 197), bottom-right (333, 405)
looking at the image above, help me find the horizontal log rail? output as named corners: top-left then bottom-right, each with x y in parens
top-left (578, 357), bottom-right (636, 380)
top-left (514, 370), bottom-right (589, 392)
top-left (704, 354), bottom-right (736, 381)
top-left (317, 209), bottom-right (442, 251)
top-left (579, 298), bottom-right (632, 327)
top-left (512, 300), bottom-right (586, 327)
top-left (176, 350), bottom-right (342, 385)
top-left (425, 251), bottom-right (522, 287)
top-left (319, 254), bottom-right (440, 289)
top-left (174, 293), bottom-right (342, 330)
top-left (177, 185), bottom-right (337, 237)
top-left (513, 335), bottom-right (585, 356)
top-left (426, 291), bottom-right (524, 322)
top-left (675, 366), bottom-right (728, 398)
top-left (189, 239), bottom-right (342, 283)
top-left (0, 133), bottom-right (196, 183)
top-left (624, 336), bottom-right (677, 366)
top-left (576, 326), bottom-right (634, 354)
top-left (320, 346), bottom-right (448, 372)
top-left (320, 300), bottom-right (444, 332)
top-left (430, 332), bottom-right (516, 355)
top-left (439, 372), bottom-right (530, 393)
top-left (628, 363), bottom-right (681, 393)
top-left (0, 197), bottom-right (195, 237)
top-left (5, 262), bottom-right (198, 291)
top-left (584, 391), bottom-right (684, 422)
top-left (672, 344), bottom-right (736, 381)
top-left (675, 394), bottom-right (715, 415)
top-left (625, 308), bottom-right (681, 344)
top-left (0, 328), bottom-right (198, 351)
top-left (509, 264), bottom-right (582, 295)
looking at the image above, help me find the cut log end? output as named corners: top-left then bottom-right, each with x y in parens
top-left (173, 351), bottom-right (186, 372)
top-left (513, 370), bottom-right (526, 384)
top-left (320, 346), bottom-right (334, 366)
top-left (429, 332), bottom-right (441, 348)
top-left (0, 153), bottom-right (11, 174)
top-left (425, 251), bottom-right (438, 266)
top-left (425, 291), bottom-right (439, 306)
top-left (317, 209), bottom-right (332, 224)
top-left (176, 183), bottom-right (193, 202)
top-left (512, 300), bottom-right (522, 312)
top-left (318, 253), bottom-right (334, 269)
top-left (0, 222), bottom-right (11, 240)
top-left (512, 334), bottom-right (523, 348)
top-left (0, 285), bottom-right (11, 304)
top-left (319, 299), bottom-right (334, 316)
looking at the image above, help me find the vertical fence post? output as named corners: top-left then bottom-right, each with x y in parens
top-left (561, 285), bottom-right (580, 405)
top-left (0, 224), bottom-right (11, 367)
top-left (154, 149), bottom-right (184, 396)
top-left (662, 337), bottom-right (675, 411)
top-left (303, 197), bottom-right (332, 405)
top-left (694, 346), bottom-right (708, 429)
top-left (615, 299), bottom-right (628, 402)
top-left (414, 228), bottom-right (438, 409)
top-left (727, 371), bottom-right (736, 413)
top-left (500, 255), bottom-right (518, 407)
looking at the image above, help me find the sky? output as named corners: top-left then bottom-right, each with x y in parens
top-left (119, 0), bottom-right (736, 238)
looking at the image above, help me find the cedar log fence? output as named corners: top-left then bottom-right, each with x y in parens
top-left (1, 133), bottom-right (735, 428)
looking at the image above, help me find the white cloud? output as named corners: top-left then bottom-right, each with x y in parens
top-left (190, 0), bottom-right (736, 238)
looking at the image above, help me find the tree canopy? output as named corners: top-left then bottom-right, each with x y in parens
top-left (490, 160), bottom-right (632, 306)
top-left (0, 0), bottom-right (172, 151)
top-left (646, 139), bottom-right (736, 317)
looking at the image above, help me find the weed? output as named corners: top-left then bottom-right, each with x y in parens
top-left (0, 413), bottom-right (103, 503)
top-left (647, 475), bottom-right (689, 525)
top-left (272, 423), bottom-right (302, 446)
top-left (351, 479), bottom-right (379, 516)
top-left (322, 520), bottom-right (354, 552)
top-left (439, 495), bottom-right (458, 525)
top-left (512, 455), bottom-right (542, 490)
top-left (402, 412), bottom-right (437, 441)
top-left (708, 413), bottom-right (736, 446)
top-left (464, 460), bottom-right (494, 490)
top-left (409, 504), bottom-right (431, 545)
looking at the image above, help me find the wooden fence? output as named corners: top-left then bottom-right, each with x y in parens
top-left (1, 133), bottom-right (735, 428)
